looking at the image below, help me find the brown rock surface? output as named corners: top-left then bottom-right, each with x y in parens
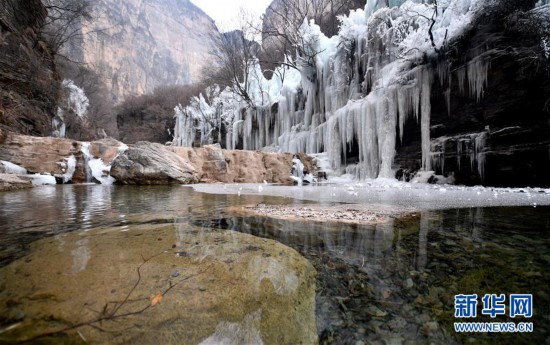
top-left (0, 131), bottom-right (84, 179)
top-left (0, 174), bottom-right (33, 192)
top-left (169, 144), bottom-right (307, 185)
top-left (0, 132), bottom-right (126, 183)
top-left (0, 223), bottom-right (317, 344)
top-left (88, 138), bottom-right (125, 163)
top-left (0, 131), bottom-right (310, 185)
top-left (0, 0), bottom-right (58, 136)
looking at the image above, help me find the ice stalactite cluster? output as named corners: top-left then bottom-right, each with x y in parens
top-left (173, 0), bottom-right (495, 180)
top-left (430, 131), bottom-right (489, 182)
top-left (173, 86), bottom-right (242, 148)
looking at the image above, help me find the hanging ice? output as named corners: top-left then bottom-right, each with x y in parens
top-left (173, 0), bottom-right (494, 181)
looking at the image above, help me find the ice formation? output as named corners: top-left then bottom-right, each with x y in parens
top-left (81, 143), bottom-right (117, 185)
top-left (53, 80), bottom-right (90, 138)
top-left (61, 79), bottom-right (89, 118)
top-left (0, 161), bottom-right (27, 175)
top-left (62, 155), bottom-right (77, 183)
top-left (172, 0), bottom-right (516, 181)
top-left (430, 130), bottom-right (488, 181)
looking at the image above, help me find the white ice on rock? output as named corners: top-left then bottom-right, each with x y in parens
top-left (28, 174), bottom-right (57, 185)
top-left (62, 155), bottom-right (77, 183)
top-left (173, 0), bottom-right (497, 182)
top-left (0, 161), bottom-right (27, 175)
top-left (81, 142), bottom-right (116, 185)
top-left (61, 79), bottom-right (89, 118)
top-left (53, 80), bottom-right (90, 138)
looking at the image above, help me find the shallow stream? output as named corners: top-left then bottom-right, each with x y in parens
top-left (1, 185), bottom-right (549, 344)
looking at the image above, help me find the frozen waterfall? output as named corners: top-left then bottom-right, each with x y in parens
top-left (173, 0), bottom-right (497, 180)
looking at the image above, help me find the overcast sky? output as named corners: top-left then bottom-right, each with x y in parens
top-left (191, 0), bottom-right (273, 31)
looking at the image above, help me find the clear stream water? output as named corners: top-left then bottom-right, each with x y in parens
top-left (0, 185), bottom-right (549, 344)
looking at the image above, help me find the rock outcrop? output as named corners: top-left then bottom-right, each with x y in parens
top-left (0, 129), bottom-right (86, 181)
top-left (0, 223), bottom-right (317, 344)
top-left (169, 144), bottom-right (301, 185)
top-left (0, 130), bottom-right (308, 186)
top-left (63, 0), bottom-right (221, 102)
top-left (0, 174), bottom-right (32, 192)
top-left (111, 142), bottom-right (199, 185)
top-left (0, 129), bottom-right (126, 183)
top-left (0, 0), bottom-right (58, 136)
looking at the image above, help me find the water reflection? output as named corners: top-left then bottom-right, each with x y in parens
top-left (199, 207), bottom-right (550, 344)
top-left (0, 186), bottom-right (549, 344)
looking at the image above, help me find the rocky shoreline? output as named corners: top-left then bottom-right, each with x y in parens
top-left (0, 129), bottom-right (314, 188)
top-left (230, 203), bottom-right (413, 226)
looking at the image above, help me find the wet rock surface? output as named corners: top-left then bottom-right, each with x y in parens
top-left (0, 223), bottom-right (317, 344)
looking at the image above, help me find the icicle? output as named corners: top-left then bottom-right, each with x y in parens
top-left (456, 67), bottom-right (466, 95)
top-left (474, 131), bottom-right (488, 182)
top-left (467, 57), bottom-right (489, 101)
top-left (420, 67), bottom-right (432, 171)
top-left (379, 88), bottom-right (397, 178)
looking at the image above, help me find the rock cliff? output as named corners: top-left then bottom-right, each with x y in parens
top-left (64, 0), bottom-right (221, 102)
top-left (0, 0), bottom-right (59, 136)
top-left (395, 8), bottom-right (550, 187)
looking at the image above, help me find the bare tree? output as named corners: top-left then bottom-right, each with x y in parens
top-left (205, 11), bottom-right (261, 108)
top-left (38, 0), bottom-right (92, 57)
top-left (259, 0), bottom-right (364, 76)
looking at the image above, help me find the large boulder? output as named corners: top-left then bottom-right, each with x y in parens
top-left (111, 141), bottom-right (199, 184)
top-left (0, 223), bottom-right (317, 344)
top-left (88, 137), bottom-right (126, 163)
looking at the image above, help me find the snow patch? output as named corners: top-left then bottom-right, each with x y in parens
top-left (29, 174), bottom-right (57, 185)
top-left (0, 161), bottom-right (27, 175)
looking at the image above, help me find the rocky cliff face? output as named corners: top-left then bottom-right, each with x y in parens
top-left (395, 10), bottom-right (550, 187)
top-left (0, 0), bottom-right (58, 136)
top-left (65, 0), bottom-right (221, 102)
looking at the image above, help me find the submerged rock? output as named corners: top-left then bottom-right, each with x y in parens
top-left (111, 141), bottom-right (200, 185)
top-left (0, 223), bottom-right (317, 344)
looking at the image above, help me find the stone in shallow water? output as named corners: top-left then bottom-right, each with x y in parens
top-left (0, 223), bottom-right (317, 344)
